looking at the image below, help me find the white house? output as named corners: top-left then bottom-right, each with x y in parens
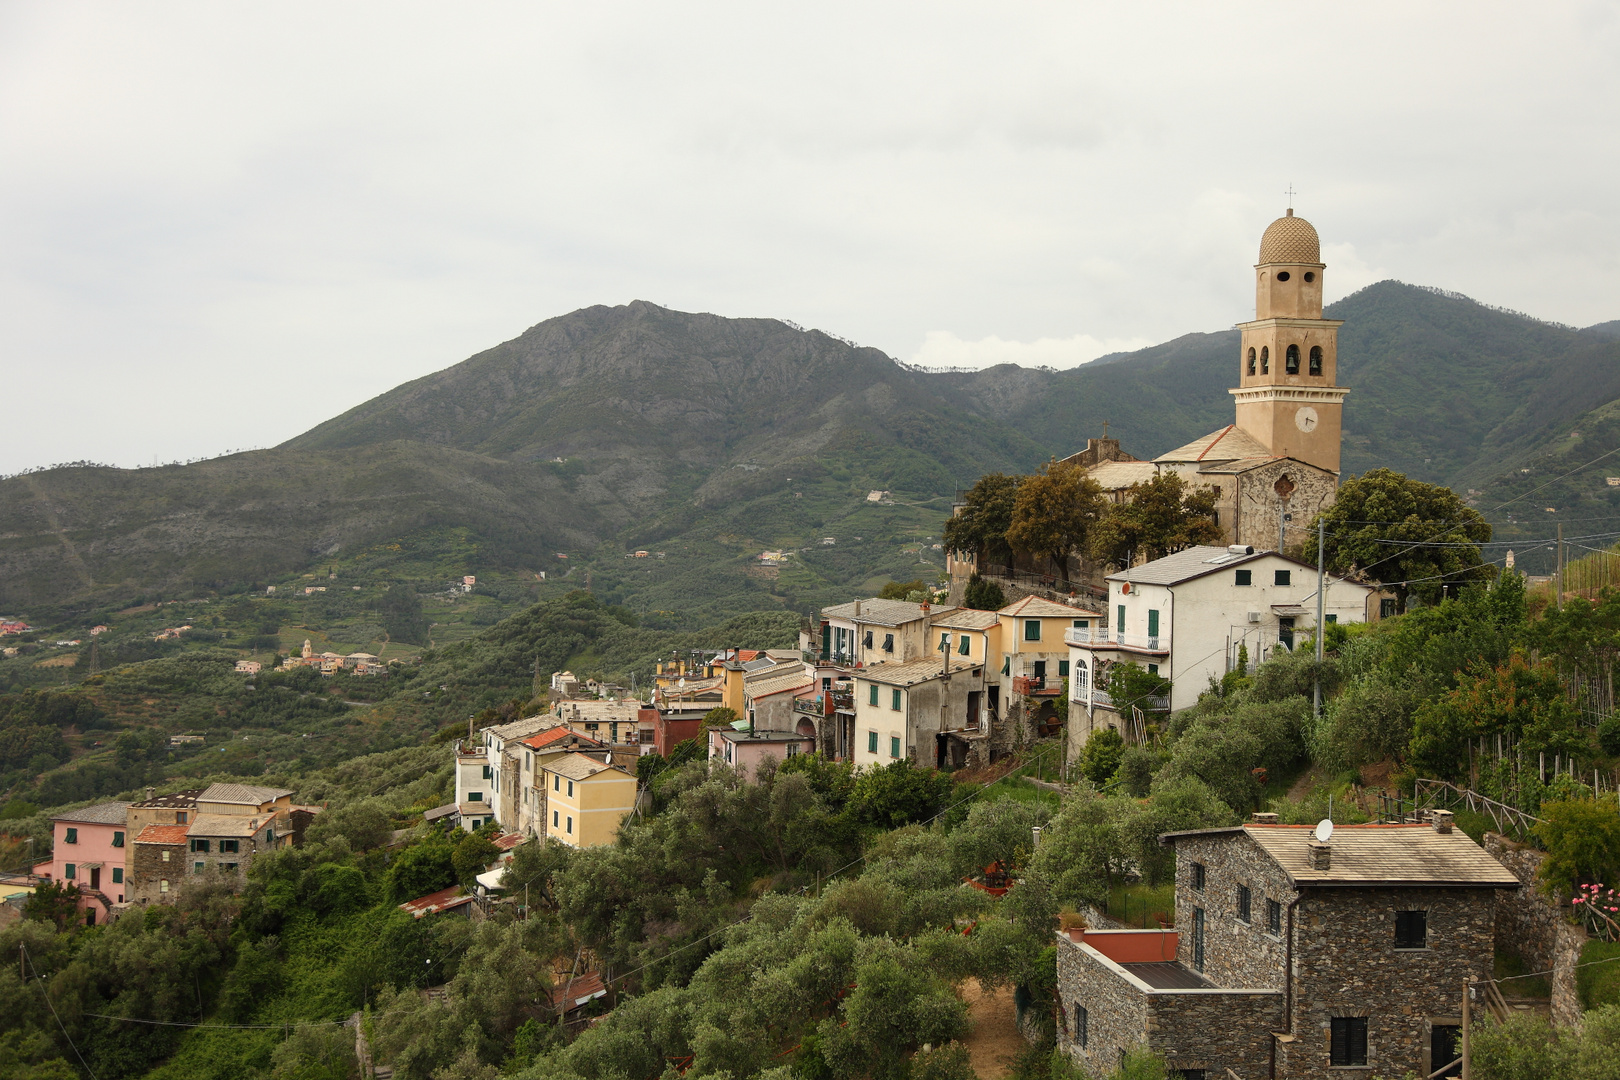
top-left (1068, 545), bottom-right (1372, 744)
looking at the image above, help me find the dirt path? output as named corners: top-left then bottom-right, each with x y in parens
top-left (960, 982), bottom-right (1026, 1079)
top-left (1286, 764), bottom-right (1325, 801)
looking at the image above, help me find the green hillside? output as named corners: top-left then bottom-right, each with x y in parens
top-left (2, 283), bottom-right (1616, 621)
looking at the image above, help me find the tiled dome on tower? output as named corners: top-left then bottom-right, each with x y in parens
top-left (1258, 210), bottom-right (1320, 264)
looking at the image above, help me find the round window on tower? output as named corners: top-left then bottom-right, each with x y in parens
top-left (1276, 271), bottom-right (1291, 282)
top-left (1303, 272), bottom-right (1316, 283)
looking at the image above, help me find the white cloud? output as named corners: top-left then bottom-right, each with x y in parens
top-left (907, 331), bottom-right (1158, 371)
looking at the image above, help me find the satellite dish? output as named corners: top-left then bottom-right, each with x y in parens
top-left (1314, 818), bottom-right (1334, 843)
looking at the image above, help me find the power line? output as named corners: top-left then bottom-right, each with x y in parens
top-left (1353, 444), bottom-right (1620, 581)
top-left (22, 944), bottom-right (100, 1080)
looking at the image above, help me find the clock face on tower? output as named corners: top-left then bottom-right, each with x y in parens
top-left (1294, 406), bottom-right (1319, 432)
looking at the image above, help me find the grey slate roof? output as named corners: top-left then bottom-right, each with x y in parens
top-left (999, 595), bottom-right (1104, 618)
top-left (821, 599), bottom-right (957, 627)
top-left (188, 812), bottom-right (276, 838)
top-left (931, 609), bottom-right (1001, 630)
top-left (541, 753), bottom-right (632, 782)
top-left (713, 728), bottom-right (812, 744)
top-left (1154, 425), bottom-right (1273, 464)
top-left (1160, 824), bottom-right (1522, 888)
top-left (857, 657), bottom-right (980, 687)
top-left (130, 788), bottom-right (203, 809)
top-left (198, 783), bottom-right (293, 806)
top-left (1107, 546), bottom-right (1265, 586)
top-left (52, 802), bottom-right (130, 825)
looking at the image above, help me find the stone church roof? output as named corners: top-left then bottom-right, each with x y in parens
top-left (1155, 425), bottom-right (1273, 465)
top-left (1258, 210), bottom-right (1321, 264)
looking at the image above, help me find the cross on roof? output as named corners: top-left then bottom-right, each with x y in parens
top-left (1284, 183), bottom-right (1297, 209)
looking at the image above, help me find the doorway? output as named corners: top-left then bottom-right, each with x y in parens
top-left (89, 866), bottom-right (101, 891)
top-left (1430, 1026), bottom-right (1461, 1077)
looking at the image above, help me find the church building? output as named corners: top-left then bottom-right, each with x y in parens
top-left (1074, 210), bottom-right (1349, 552)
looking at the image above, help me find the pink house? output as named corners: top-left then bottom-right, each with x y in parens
top-left (708, 727), bottom-right (814, 778)
top-left (39, 802), bottom-right (131, 922)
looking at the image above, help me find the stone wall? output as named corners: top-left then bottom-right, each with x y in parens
top-left (1055, 935), bottom-right (1281, 1078)
top-left (1290, 886), bottom-right (1497, 1079)
top-left (1055, 937), bottom-right (1148, 1077)
top-left (1482, 832), bottom-right (1586, 1027)
top-left (1172, 831), bottom-right (1293, 990)
top-left (129, 840), bottom-right (183, 903)
top-left (1149, 987), bottom-right (1283, 1078)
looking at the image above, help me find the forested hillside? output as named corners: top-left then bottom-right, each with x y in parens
top-left (5, 575), bottom-right (1620, 1079)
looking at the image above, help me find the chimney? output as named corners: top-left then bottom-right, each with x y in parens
top-left (1430, 809), bottom-right (1455, 834)
top-left (1307, 840), bottom-right (1332, 871)
top-left (1250, 812), bottom-right (1279, 825)
top-left (146, 786), bottom-right (155, 802)
top-left (854, 599), bottom-right (862, 618)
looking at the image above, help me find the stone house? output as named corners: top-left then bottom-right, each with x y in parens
top-left (124, 787), bottom-right (203, 884)
top-left (1055, 815), bottom-right (1519, 1079)
top-left (185, 812), bottom-right (279, 879)
top-left (129, 824), bottom-right (189, 903)
top-left (515, 727), bottom-right (608, 838)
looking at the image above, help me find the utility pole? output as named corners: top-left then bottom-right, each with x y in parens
top-left (1461, 977), bottom-right (1473, 1079)
top-left (1555, 523), bottom-right (1564, 611)
top-left (1314, 517), bottom-right (1326, 719)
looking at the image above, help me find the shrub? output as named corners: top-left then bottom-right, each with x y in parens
top-left (1078, 728), bottom-right (1124, 785)
top-left (1535, 797), bottom-right (1620, 897)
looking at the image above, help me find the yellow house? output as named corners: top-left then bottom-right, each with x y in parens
top-left (995, 596), bottom-right (1103, 691)
top-left (538, 753), bottom-right (637, 848)
top-left (928, 608), bottom-right (1002, 672)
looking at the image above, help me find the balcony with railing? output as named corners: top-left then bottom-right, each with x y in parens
top-left (1087, 688), bottom-right (1171, 712)
top-left (1063, 626), bottom-right (1167, 653)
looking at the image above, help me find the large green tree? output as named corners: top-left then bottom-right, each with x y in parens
top-left (1005, 460), bottom-right (1108, 582)
top-left (1086, 472), bottom-right (1221, 569)
top-left (943, 473), bottom-right (1022, 568)
top-left (1312, 467), bottom-right (1492, 609)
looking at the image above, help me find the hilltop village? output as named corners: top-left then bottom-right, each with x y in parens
top-left (5, 213), bottom-right (1612, 1080)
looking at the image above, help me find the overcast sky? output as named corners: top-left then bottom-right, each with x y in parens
top-left (2, 2), bottom-right (1617, 474)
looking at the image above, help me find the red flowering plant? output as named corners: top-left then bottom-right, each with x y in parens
top-left (1572, 883), bottom-right (1620, 942)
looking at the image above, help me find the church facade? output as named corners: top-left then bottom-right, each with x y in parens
top-left (1076, 210), bottom-right (1349, 554)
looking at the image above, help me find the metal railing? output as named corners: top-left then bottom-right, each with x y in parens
top-left (1086, 689), bottom-right (1170, 712)
top-left (1063, 627), bottom-right (1164, 652)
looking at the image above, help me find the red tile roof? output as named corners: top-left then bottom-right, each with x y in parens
top-left (492, 833), bottom-right (526, 851)
top-left (398, 885), bottom-right (475, 917)
top-left (135, 824), bottom-right (191, 845)
top-left (549, 972), bottom-right (607, 1012)
top-left (521, 727), bottom-right (603, 750)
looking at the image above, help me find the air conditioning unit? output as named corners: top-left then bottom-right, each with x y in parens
top-left (1246, 610), bottom-right (1261, 623)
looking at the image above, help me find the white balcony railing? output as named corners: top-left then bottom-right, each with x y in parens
top-left (1063, 627), bottom-right (1166, 652)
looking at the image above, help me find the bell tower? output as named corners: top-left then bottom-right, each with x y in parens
top-left (1231, 209), bottom-right (1349, 475)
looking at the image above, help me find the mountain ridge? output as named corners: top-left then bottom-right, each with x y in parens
top-left (2, 282), bottom-right (1617, 616)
